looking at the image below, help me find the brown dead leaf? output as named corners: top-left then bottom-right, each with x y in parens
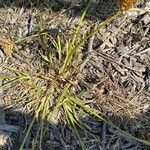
top-left (119, 0), bottom-right (138, 11)
top-left (0, 38), bottom-right (13, 56)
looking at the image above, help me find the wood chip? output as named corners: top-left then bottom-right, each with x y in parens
top-left (0, 124), bottom-right (20, 132)
top-left (0, 38), bottom-right (13, 57)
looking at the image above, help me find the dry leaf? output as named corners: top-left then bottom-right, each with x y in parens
top-left (119, 0), bottom-right (138, 11)
top-left (0, 38), bottom-right (13, 56)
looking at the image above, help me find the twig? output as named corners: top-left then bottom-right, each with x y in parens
top-left (0, 54), bottom-right (5, 124)
top-left (134, 47), bottom-right (150, 56)
top-left (94, 52), bottom-right (143, 72)
top-left (101, 123), bottom-right (107, 150)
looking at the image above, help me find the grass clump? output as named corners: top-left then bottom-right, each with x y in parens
top-left (0, 1), bottom-right (150, 149)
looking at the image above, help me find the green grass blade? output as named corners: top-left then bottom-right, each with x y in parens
top-left (47, 84), bottom-right (71, 115)
top-left (39, 94), bottom-right (50, 149)
top-left (45, 84), bottom-right (71, 133)
top-left (68, 95), bottom-right (150, 147)
top-left (38, 50), bottom-right (51, 63)
top-left (0, 76), bottom-right (30, 90)
top-left (64, 102), bottom-right (85, 150)
top-left (8, 67), bottom-right (31, 77)
top-left (0, 74), bottom-right (16, 79)
top-left (60, 2), bottom-right (91, 74)
top-left (68, 100), bottom-right (100, 141)
top-left (52, 35), bottom-right (62, 61)
top-left (20, 95), bottom-right (47, 150)
top-left (20, 115), bottom-right (36, 150)
top-left (14, 32), bottom-right (49, 44)
top-left (73, 12), bottom-right (122, 54)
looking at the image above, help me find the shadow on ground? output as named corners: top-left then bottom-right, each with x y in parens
top-left (0, 0), bottom-right (120, 20)
top-left (0, 106), bottom-right (150, 149)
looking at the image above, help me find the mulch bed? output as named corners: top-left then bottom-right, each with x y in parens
top-left (0, 0), bottom-right (150, 149)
